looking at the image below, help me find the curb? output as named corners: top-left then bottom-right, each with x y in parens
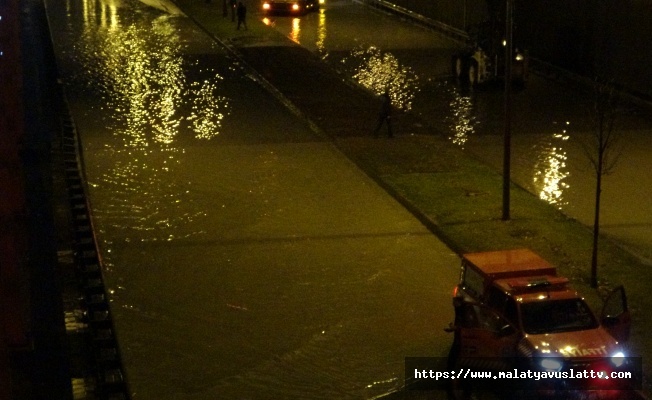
top-left (333, 142), bottom-right (465, 257)
top-left (56, 97), bottom-right (133, 400)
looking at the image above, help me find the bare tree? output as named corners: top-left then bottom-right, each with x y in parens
top-left (583, 78), bottom-right (621, 288)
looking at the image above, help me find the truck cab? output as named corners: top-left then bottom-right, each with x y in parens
top-left (447, 249), bottom-right (632, 394)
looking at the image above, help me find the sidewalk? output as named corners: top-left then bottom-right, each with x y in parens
top-left (172, 0), bottom-right (651, 394)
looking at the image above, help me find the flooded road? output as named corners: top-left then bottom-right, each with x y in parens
top-left (43, 0), bottom-right (652, 396)
top-left (265, 0), bottom-right (652, 263)
top-left (45, 0), bottom-right (459, 398)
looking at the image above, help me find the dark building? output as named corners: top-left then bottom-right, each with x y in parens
top-left (377, 0), bottom-right (652, 99)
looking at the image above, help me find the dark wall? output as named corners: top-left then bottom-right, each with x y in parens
top-left (387, 0), bottom-right (652, 99)
top-left (520, 0), bottom-right (652, 98)
top-left (517, 0), bottom-right (595, 74)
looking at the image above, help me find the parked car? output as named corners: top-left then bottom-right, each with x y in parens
top-left (261, 0), bottom-right (321, 15)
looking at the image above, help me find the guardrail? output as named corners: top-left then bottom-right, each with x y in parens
top-left (357, 0), bottom-right (468, 43)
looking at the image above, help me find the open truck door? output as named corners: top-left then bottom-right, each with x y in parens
top-left (601, 285), bottom-right (631, 343)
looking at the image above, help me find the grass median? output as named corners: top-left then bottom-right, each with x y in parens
top-left (336, 133), bottom-right (650, 392)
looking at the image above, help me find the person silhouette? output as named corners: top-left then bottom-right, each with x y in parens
top-left (236, 1), bottom-right (247, 30)
top-left (373, 88), bottom-right (393, 138)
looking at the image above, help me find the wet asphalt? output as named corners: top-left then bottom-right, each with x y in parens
top-left (41, 0), bottom-right (460, 398)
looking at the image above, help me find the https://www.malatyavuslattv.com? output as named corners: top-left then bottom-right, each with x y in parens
top-left (413, 367), bottom-right (633, 381)
top-left (405, 357), bottom-right (642, 391)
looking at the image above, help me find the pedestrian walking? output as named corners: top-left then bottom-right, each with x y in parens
top-left (373, 88), bottom-right (393, 138)
top-left (237, 1), bottom-right (247, 30)
top-left (230, 0), bottom-right (237, 21)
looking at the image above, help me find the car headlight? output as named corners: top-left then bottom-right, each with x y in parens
top-left (262, 2), bottom-right (270, 9)
top-left (540, 357), bottom-right (563, 371)
top-left (292, 3), bottom-right (300, 10)
top-left (611, 351), bottom-right (625, 368)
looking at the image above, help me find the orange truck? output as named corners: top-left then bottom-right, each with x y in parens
top-left (446, 249), bottom-right (635, 397)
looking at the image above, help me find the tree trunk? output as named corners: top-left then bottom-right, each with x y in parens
top-left (590, 146), bottom-right (604, 288)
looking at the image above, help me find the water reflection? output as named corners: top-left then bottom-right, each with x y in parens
top-left (188, 78), bottom-right (229, 140)
top-left (343, 46), bottom-right (419, 111)
top-left (532, 129), bottom-right (570, 208)
top-left (75, 1), bottom-right (229, 142)
top-left (316, 9), bottom-right (326, 56)
top-left (289, 17), bottom-right (301, 43)
top-left (70, 0), bottom-right (230, 241)
top-left (95, 0), bottom-right (120, 28)
top-left (272, 9), bottom-right (327, 57)
top-left (446, 84), bottom-right (477, 147)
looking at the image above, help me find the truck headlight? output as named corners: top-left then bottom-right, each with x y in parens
top-left (540, 357), bottom-right (563, 371)
top-left (611, 351), bottom-right (625, 368)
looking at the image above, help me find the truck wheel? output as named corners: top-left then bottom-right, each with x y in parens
top-left (468, 59), bottom-right (479, 87)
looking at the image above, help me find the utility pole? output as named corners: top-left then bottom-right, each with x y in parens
top-left (502, 0), bottom-right (513, 221)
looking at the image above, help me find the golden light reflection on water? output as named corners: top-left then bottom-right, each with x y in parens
top-left (289, 17), bottom-right (301, 43)
top-left (316, 9), bottom-right (326, 55)
top-left (188, 78), bottom-right (228, 140)
top-left (73, 0), bottom-right (230, 241)
top-left (285, 10), bottom-right (327, 55)
top-left (79, 0), bottom-right (230, 141)
top-left (447, 86), bottom-right (476, 147)
top-left (345, 46), bottom-right (419, 111)
top-left (533, 131), bottom-right (570, 208)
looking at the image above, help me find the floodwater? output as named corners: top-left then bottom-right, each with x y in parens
top-left (266, 0), bottom-right (652, 264)
top-left (45, 0), bottom-right (459, 398)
